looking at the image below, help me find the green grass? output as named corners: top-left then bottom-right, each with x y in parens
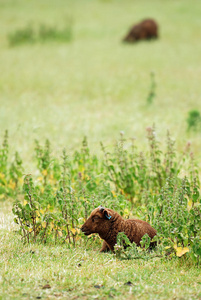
top-left (1, 0), bottom-right (201, 298)
top-left (1, 202), bottom-right (201, 300)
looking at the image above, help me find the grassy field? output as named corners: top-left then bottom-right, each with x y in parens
top-left (1, 202), bottom-right (201, 300)
top-left (0, 0), bottom-right (201, 299)
top-left (1, 0), bottom-right (201, 160)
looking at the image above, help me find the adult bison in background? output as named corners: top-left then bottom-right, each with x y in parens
top-left (123, 19), bottom-right (158, 43)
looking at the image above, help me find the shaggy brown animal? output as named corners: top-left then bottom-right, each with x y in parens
top-left (123, 19), bottom-right (158, 43)
top-left (81, 206), bottom-right (157, 252)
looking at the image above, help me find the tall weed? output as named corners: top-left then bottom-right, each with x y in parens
top-left (0, 130), bottom-right (23, 198)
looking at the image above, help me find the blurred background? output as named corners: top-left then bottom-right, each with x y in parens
top-left (0, 0), bottom-right (201, 168)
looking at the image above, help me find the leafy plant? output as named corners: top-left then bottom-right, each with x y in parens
top-left (187, 109), bottom-right (201, 131)
top-left (114, 232), bottom-right (159, 260)
top-left (13, 175), bottom-right (41, 243)
top-left (144, 176), bottom-right (201, 263)
top-left (0, 130), bottom-right (8, 177)
top-left (35, 139), bottom-right (60, 187)
top-left (101, 127), bottom-right (193, 206)
top-left (0, 131), bottom-right (23, 198)
top-left (13, 174), bottom-right (67, 244)
top-left (8, 24), bottom-right (35, 46)
top-left (9, 151), bottom-right (24, 191)
top-left (38, 20), bottom-right (73, 43)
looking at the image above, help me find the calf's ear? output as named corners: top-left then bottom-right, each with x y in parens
top-left (104, 210), bottom-right (112, 220)
top-left (98, 206), bottom-right (112, 220)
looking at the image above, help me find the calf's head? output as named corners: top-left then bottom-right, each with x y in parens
top-left (81, 206), bottom-right (112, 236)
top-left (123, 31), bottom-right (136, 43)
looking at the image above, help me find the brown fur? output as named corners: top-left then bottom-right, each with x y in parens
top-left (123, 19), bottom-right (158, 43)
top-left (81, 206), bottom-right (157, 252)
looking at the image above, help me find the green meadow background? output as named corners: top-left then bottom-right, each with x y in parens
top-left (1, 0), bottom-right (201, 163)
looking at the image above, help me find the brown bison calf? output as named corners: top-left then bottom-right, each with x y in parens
top-left (81, 206), bottom-right (156, 252)
top-left (123, 19), bottom-right (158, 43)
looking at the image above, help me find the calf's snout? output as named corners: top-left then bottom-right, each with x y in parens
top-left (81, 224), bottom-right (90, 236)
